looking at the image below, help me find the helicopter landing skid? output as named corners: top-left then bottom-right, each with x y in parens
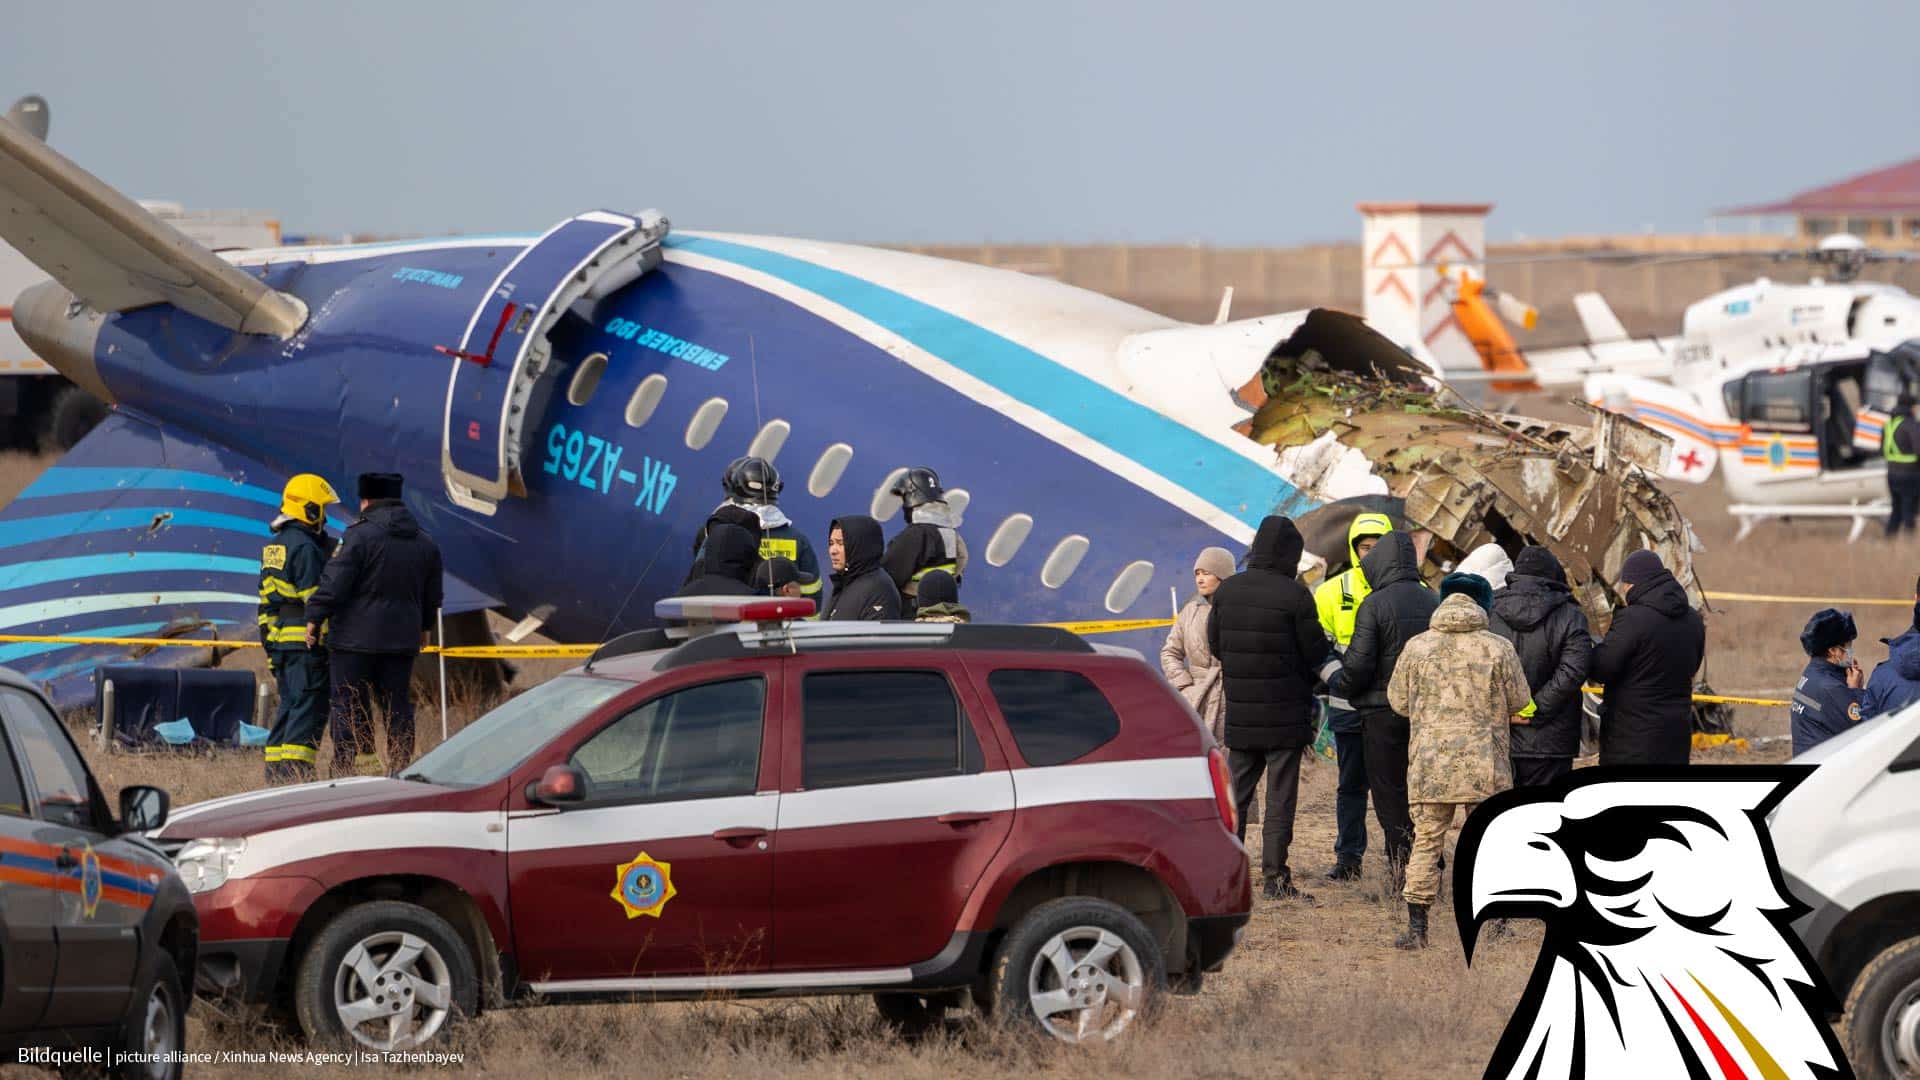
top-left (1729, 501), bottom-right (1891, 544)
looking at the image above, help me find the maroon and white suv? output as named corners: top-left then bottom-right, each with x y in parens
top-left (157, 599), bottom-right (1250, 1048)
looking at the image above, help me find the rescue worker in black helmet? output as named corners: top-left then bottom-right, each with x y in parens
top-left (685, 456), bottom-right (823, 607)
top-left (882, 467), bottom-right (968, 616)
top-left (1791, 607), bottom-right (1865, 755)
top-left (258, 474), bottom-right (340, 784)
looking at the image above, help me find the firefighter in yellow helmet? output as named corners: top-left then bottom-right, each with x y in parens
top-left (258, 474), bottom-right (340, 783)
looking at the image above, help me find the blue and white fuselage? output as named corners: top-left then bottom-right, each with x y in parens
top-left (0, 219), bottom-right (1394, 700)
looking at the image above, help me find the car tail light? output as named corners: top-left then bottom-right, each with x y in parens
top-left (1207, 746), bottom-right (1237, 834)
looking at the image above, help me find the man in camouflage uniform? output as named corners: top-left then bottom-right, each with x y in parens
top-left (1385, 572), bottom-right (1531, 949)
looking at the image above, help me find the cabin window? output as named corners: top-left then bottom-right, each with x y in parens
top-left (624, 374), bottom-right (668, 428)
top-left (685, 397), bottom-right (729, 450)
top-left (747, 420), bottom-right (791, 463)
top-left (1041, 535), bottom-right (1090, 589)
top-left (985, 514), bottom-right (1033, 567)
top-left (1740, 370), bottom-right (1812, 433)
top-left (808, 443), bottom-right (854, 498)
top-left (1103, 560), bottom-right (1155, 614)
top-left (870, 468), bottom-right (909, 522)
top-left (568, 353), bottom-right (608, 407)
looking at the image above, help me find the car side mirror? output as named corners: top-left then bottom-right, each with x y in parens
top-left (527, 764), bottom-right (586, 807)
top-left (119, 785), bottom-right (170, 834)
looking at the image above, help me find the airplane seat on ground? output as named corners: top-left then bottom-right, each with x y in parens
top-left (94, 666), bottom-right (257, 749)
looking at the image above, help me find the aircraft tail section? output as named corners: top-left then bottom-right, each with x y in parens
top-left (1572, 291), bottom-right (1630, 343)
top-left (0, 412), bottom-right (496, 707)
top-left (0, 111), bottom-right (305, 337)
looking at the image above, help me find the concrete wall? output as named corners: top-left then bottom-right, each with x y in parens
top-left (897, 236), bottom-right (1920, 345)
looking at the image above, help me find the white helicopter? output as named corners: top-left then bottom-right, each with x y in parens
top-left (1435, 235), bottom-right (1920, 538)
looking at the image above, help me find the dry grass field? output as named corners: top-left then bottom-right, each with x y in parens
top-left (1, 447), bottom-right (1906, 1077)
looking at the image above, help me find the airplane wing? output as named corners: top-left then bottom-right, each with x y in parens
top-left (0, 412), bottom-right (498, 707)
top-left (0, 111), bottom-right (304, 336)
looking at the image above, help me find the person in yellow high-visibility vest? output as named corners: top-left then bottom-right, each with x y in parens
top-left (1311, 511), bottom-right (1393, 882)
top-left (1884, 393), bottom-right (1920, 538)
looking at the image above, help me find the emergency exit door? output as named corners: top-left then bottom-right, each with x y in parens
top-left (441, 209), bottom-right (669, 513)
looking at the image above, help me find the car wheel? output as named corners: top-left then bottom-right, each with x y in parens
top-left (106, 949), bottom-right (187, 1080)
top-left (293, 900), bottom-right (477, 1051)
top-left (990, 896), bottom-right (1164, 1044)
top-left (1845, 934), bottom-right (1920, 1080)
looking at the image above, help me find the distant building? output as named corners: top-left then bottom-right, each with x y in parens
top-left (1722, 157), bottom-right (1920, 241)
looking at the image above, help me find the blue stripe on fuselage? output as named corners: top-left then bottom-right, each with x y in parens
top-left (0, 553), bottom-right (259, 592)
top-left (18, 467), bottom-right (281, 508)
top-left (663, 236), bottom-right (1309, 529)
top-left (0, 508), bottom-right (270, 551)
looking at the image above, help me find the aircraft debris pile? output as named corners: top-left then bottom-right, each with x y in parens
top-left (1240, 328), bottom-right (1703, 634)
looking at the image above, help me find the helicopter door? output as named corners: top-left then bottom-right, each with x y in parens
top-left (1813, 361), bottom-right (1872, 471)
top-left (1739, 369), bottom-right (1816, 474)
top-left (441, 210), bottom-right (670, 514)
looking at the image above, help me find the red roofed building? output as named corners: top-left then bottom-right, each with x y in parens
top-left (1723, 157), bottom-right (1920, 242)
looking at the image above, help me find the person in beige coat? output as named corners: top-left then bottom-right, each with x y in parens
top-left (1162, 547), bottom-right (1236, 742)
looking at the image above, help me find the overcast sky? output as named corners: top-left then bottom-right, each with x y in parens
top-left (6, 2), bottom-right (1916, 246)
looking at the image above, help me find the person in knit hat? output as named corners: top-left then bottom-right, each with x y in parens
top-left (1163, 547), bottom-right (1236, 743)
top-left (1439, 571), bottom-right (1494, 612)
top-left (1589, 549), bottom-right (1705, 765)
top-left (1386, 576), bottom-right (1530, 949)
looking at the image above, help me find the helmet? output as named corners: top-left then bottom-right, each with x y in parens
top-left (281, 474), bottom-right (339, 526)
top-left (723, 456), bottom-right (782, 502)
top-left (889, 467), bottom-right (945, 511)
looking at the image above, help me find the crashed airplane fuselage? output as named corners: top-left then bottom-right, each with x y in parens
top-left (0, 113), bottom-right (1696, 703)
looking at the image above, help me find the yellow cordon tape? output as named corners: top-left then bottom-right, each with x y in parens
top-left (0, 627), bottom-right (1814, 707)
top-left (1034, 617), bottom-right (1176, 635)
top-left (437, 644), bottom-right (594, 659)
top-left (1705, 590), bottom-right (1911, 607)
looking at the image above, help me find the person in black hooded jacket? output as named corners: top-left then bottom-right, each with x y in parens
top-left (1590, 549), bottom-right (1706, 765)
top-left (823, 516), bottom-right (902, 621)
top-left (306, 473), bottom-right (443, 776)
top-left (1490, 546), bottom-right (1593, 787)
top-left (1205, 515), bottom-right (1333, 900)
top-left (1328, 531), bottom-right (1435, 870)
top-left (680, 523), bottom-right (759, 597)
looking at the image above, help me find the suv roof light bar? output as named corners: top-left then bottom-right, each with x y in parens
top-left (653, 597), bottom-right (817, 623)
top-left (653, 621), bottom-right (1093, 672)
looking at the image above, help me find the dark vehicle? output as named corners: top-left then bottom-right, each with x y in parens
top-left (0, 668), bottom-right (196, 1079)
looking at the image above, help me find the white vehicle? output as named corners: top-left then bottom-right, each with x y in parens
top-left (1, 95), bottom-right (282, 450)
top-left (1772, 711), bottom-right (1920, 1078)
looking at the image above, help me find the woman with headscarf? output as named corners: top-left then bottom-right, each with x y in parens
top-left (1162, 547), bottom-right (1236, 742)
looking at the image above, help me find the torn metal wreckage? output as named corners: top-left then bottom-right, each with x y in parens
top-left (1234, 319), bottom-right (1703, 637)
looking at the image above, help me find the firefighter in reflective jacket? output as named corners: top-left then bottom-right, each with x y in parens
top-left (259, 474), bottom-right (340, 784)
top-left (882, 467), bottom-right (968, 616)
